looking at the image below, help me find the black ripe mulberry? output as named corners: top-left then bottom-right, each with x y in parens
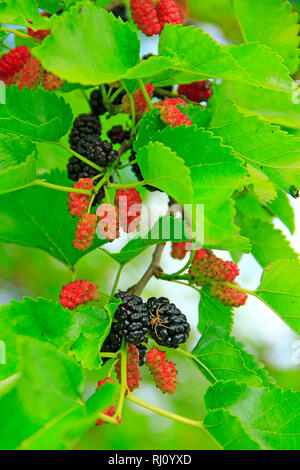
top-left (69, 114), bottom-right (101, 152)
top-left (111, 4), bottom-right (128, 22)
top-left (114, 291), bottom-right (149, 346)
top-left (147, 297), bottom-right (190, 348)
top-left (87, 140), bottom-right (119, 168)
top-left (137, 340), bottom-right (148, 366)
top-left (108, 125), bottom-right (130, 144)
top-left (101, 323), bottom-right (123, 356)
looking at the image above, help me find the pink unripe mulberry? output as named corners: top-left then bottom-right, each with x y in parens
top-left (130, 0), bottom-right (162, 36)
top-left (146, 347), bottom-right (177, 394)
top-left (189, 253), bottom-right (239, 285)
top-left (156, 0), bottom-right (182, 29)
top-left (0, 46), bottom-right (31, 84)
top-left (210, 283), bottom-right (248, 308)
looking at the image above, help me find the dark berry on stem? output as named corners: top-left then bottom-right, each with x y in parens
top-left (69, 114), bottom-right (101, 151)
top-left (101, 323), bottom-right (123, 355)
top-left (108, 125), bottom-right (130, 144)
top-left (114, 291), bottom-right (149, 346)
top-left (87, 140), bottom-right (119, 167)
top-left (111, 4), bottom-right (128, 22)
top-left (147, 297), bottom-right (190, 348)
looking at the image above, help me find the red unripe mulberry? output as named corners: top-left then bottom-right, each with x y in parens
top-left (130, 0), bottom-right (162, 36)
top-left (156, 0), bottom-right (182, 29)
top-left (189, 254), bottom-right (239, 285)
top-left (115, 188), bottom-right (142, 233)
top-left (0, 46), bottom-right (31, 83)
top-left (73, 213), bottom-right (97, 251)
top-left (59, 280), bottom-right (99, 310)
top-left (18, 57), bottom-right (44, 90)
top-left (146, 347), bottom-right (177, 394)
top-left (115, 344), bottom-right (141, 392)
top-left (160, 104), bottom-right (192, 127)
top-left (178, 80), bottom-right (213, 103)
top-left (67, 178), bottom-right (94, 218)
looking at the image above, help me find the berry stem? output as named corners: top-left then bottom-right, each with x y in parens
top-left (108, 182), bottom-right (146, 189)
top-left (35, 180), bottom-right (92, 195)
top-left (100, 352), bottom-right (118, 358)
top-left (126, 392), bottom-right (203, 428)
top-left (167, 249), bottom-right (196, 278)
top-left (1, 27), bottom-right (41, 42)
top-left (97, 411), bottom-right (118, 425)
top-left (119, 159), bottom-right (137, 169)
top-left (128, 92), bottom-right (137, 140)
top-left (114, 341), bottom-right (128, 419)
top-left (111, 265), bottom-right (124, 297)
top-left (138, 78), bottom-right (153, 111)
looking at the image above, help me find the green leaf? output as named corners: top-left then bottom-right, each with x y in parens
top-left (233, 0), bottom-right (300, 73)
top-left (192, 325), bottom-right (273, 387)
top-left (267, 188), bottom-right (295, 234)
top-left (18, 338), bottom-right (84, 422)
top-left (247, 165), bottom-right (277, 204)
top-left (33, 3), bottom-right (140, 85)
top-left (235, 191), bottom-right (273, 223)
top-left (106, 216), bottom-right (189, 265)
top-left (221, 80), bottom-right (300, 130)
top-left (150, 125), bottom-right (248, 247)
top-left (237, 215), bottom-right (298, 268)
top-left (256, 260), bottom-right (300, 335)
top-left (210, 99), bottom-right (300, 196)
top-left (0, 132), bottom-right (37, 195)
top-left (72, 303), bottom-right (113, 369)
top-left (0, 170), bottom-right (107, 267)
top-left (0, 86), bottom-right (73, 142)
top-left (151, 25), bottom-right (294, 94)
top-left (137, 141), bottom-right (194, 206)
top-left (0, 340), bottom-right (116, 449)
top-left (225, 43), bottom-right (294, 92)
top-left (0, 0), bottom-right (54, 28)
top-left (134, 108), bottom-right (167, 152)
top-left (204, 381), bottom-right (300, 450)
top-left (198, 285), bottom-right (233, 334)
top-left (0, 297), bottom-right (78, 380)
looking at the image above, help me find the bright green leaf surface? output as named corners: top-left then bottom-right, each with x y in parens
top-left (33, 3), bottom-right (140, 85)
top-left (192, 325), bottom-right (272, 388)
top-left (0, 133), bottom-right (37, 195)
top-left (204, 380), bottom-right (300, 450)
top-left (0, 171), bottom-right (107, 267)
top-left (256, 260), bottom-right (300, 335)
top-left (234, 0), bottom-right (300, 73)
top-left (0, 87), bottom-right (73, 142)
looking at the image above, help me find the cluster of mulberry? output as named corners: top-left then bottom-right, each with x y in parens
top-left (130, 0), bottom-right (182, 36)
top-left (121, 83), bottom-right (154, 117)
top-left (0, 45), bottom-right (63, 90)
top-left (73, 213), bottom-right (98, 251)
top-left (67, 178), bottom-right (94, 218)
